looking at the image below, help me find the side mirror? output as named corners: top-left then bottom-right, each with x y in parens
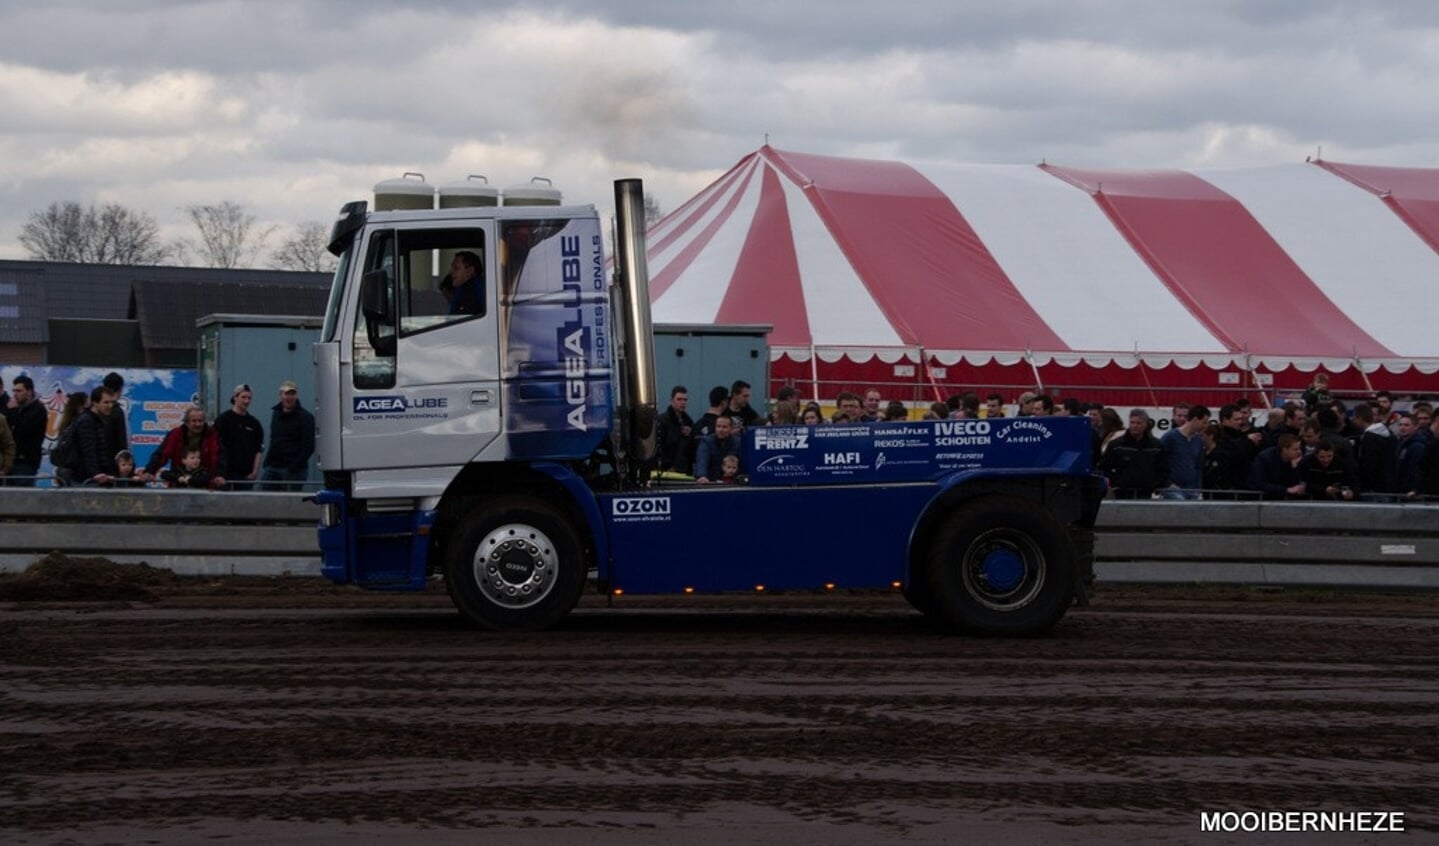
top-left (361, 269), bottom-right (392, 323)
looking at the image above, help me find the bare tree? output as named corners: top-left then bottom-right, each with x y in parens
top-left (644, 192), bottom-right (664, 227)
top-left (271, 221), bottom-right (338, 273)
top-left (19, 201), bottom-right (169, 264)
top-left (184, 201), bottom-right (275, 268)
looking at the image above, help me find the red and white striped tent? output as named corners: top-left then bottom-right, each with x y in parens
top-left (646, 146), bottom-right (1439, 408)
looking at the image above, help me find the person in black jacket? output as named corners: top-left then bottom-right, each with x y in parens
top-left (1420, 414), bottom-right (1439, 499)
top-left (214, 384), bottom-right (265, 489)
top-left (101, 371), bottom-right (130, 454)
top-left (5, 375), bottom-right (48, 486)
top-left (1393, 413), bottom-right (1426, 498)
top-left (653, 385), bottom-right (694, 475)
top-left (260, 381), bottom-right (315, 491)
top-left (1299, 442), bottom-right (1359, 501)
top-left (1100, 409), bottom-right (1169, 499)
top-left (1246, 433), bottom-right (1306, 500)
top-left (1210, 403), bottom-right (1261, 498)
top-left (73, 386), bottom-right (120, 486)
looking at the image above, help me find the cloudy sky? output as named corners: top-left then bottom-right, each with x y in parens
top-left (2, 0), bottom-right (1436, 263)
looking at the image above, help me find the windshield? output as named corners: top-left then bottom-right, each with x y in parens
top-left (320, 246), bottom-right (353, 343)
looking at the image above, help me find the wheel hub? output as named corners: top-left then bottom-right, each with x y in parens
top-left (961, 529), bottom-right (1045, 612)
top-left (473, 523), bottom-right (558, 610)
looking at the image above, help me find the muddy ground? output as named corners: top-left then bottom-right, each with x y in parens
top-left (1, 557), bottom-right (1436, 845)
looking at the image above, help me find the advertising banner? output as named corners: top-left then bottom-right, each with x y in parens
top-left (746, 416), bottom-right (1094, 486)
top-left (1, 366), bottom-right (198, 484)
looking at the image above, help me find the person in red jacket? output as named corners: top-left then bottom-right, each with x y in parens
top-left (138, 406), bottom-right (228, 490)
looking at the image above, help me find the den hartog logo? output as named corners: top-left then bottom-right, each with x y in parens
top-left (610, 497), bottom-right (672, 523)
top-left (1200, 810), bottom-right (1405, 834)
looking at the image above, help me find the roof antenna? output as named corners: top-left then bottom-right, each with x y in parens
top-left (764, 132), bottom-right (770, 146)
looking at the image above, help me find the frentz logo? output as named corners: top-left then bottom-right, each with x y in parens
top-left (754, 429), bottom-right (808, 450)
top-left (995, 419), bottom-right (1052, 443)
top-left (612, 497), bottom-right (671, 516)
top-left (354, 395), bottom-right (449, 414)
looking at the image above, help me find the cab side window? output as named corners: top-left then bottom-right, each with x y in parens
top-left (398, 229), bottom-right (486, 336)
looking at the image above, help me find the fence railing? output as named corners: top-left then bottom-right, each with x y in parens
top-left (2, 490), bottom-right (1436, 589)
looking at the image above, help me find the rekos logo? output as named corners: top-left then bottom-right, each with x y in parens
top-left (353, 396), bottom-right (449, 414)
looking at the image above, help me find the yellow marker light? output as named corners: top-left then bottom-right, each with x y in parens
top-left (683, 587), bottom-right (695, 594)
top-left (824, 583), bottom-right (836, 591)
top-left (891, 581), bottom-right (903, 589)
top-left (754, 584), bottom-right (766, 592)
top-left (612, 588), bottom-right (624, 596)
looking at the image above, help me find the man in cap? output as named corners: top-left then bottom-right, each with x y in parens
top-left (261, 381), bottom-right (315, 491)
top-left (214, 383), bottom-right (265, 490)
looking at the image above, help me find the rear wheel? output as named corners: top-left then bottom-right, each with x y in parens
top-left (925, 497), bottom-right (1076, 636)
top-left (446, 496), bottom-right (585, 631)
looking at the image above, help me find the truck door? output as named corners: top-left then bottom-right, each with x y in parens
top-left (340, 223), bottom-right (501, 470)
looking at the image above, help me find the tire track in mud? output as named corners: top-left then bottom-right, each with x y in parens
top-left (1, 593), bottom-right (1437, 839)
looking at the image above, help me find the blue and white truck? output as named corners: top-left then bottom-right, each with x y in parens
top-left (314, 179), bottom-right (1104, 634)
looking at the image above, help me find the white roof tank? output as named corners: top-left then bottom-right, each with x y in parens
top-left (439, 174), bottom-right (500, 208)
top-left (503, 176), bottom-right (562, 206)
top-left (374, 172), bottom-right (434, 211)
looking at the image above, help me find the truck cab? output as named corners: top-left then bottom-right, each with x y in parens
top-left (315, 180), bottom-right (1103, 635)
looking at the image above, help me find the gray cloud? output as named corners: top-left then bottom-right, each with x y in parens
top-left (1, 1), bottom-right (1436, 260)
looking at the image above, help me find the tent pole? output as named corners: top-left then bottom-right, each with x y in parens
top-left (809, 344), bottom-right (819, 405)
top-left (1026, 349), bottom-right (1044, 396)
top-left (919, 346), bottom-right (942, 405)
top-left (1243, 355), bottom-right (1272, 409)
top-left (1354, 356), bottom-right (1377, 400)
top-left (1136, 357), bottom-right (1159, 408)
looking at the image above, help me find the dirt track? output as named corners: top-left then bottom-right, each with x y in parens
top-left (1, 577), bottom-right (1437, 845)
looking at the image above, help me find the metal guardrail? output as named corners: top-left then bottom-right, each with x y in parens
top-left (1093, 500), bottom-right (1439, 590)
top-left (0, 488), bottom-right (320, 577)
top-left (2, 490), bottom-right (1437, 589)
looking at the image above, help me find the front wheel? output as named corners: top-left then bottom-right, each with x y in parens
top-left (924, 497), bottom-right (1077, 636)
top-left (446, 496), bottom-right (585, 631)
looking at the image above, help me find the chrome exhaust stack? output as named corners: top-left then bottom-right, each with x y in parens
top-left (612, 179), bottom-right (658, 472)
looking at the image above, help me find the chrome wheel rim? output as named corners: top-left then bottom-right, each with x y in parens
top-left (960, 528), bottom-right (1045, 612)
top-left (474, 523), bottom-right (558, 609)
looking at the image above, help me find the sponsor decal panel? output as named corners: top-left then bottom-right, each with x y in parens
top-left (353, 395), bottom-right (450, 421)
top-left (611, 496), bottom-right (673, 523)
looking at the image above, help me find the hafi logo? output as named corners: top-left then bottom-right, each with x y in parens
top-left (823, 452), bottom-right (862, 466)
top-left (612, 497), bottom-right (671, 516)
top-left (754, 429), bottom-right (809, 450)
top-left (353, 395), bottom-right (449, 414)
top-left (995, 419), bottom-right (1053, 444)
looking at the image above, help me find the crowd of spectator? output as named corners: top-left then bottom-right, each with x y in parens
top-left (651, 375), bottom-right (1439, 500)
top-left (0, 373), bottom-right (315, 491)
top-left (9, 367), bottom-right (1436, 501)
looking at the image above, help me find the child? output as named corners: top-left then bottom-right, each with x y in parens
top-left (719, 454), bottom-right (742, 485)
top-left (113, 450), bottom-right (143, 487)
top-left (162, 448), bottom-right (211, 490)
